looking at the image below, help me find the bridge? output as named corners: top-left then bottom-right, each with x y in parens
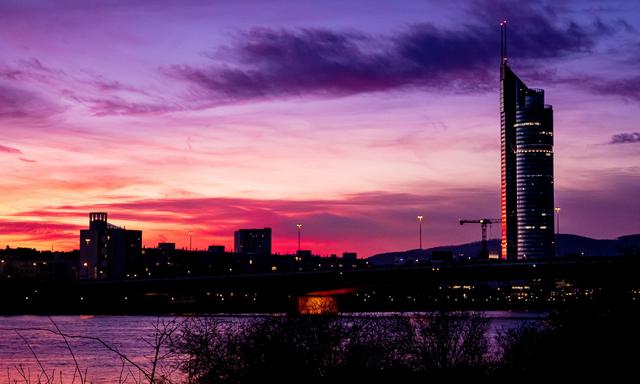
top-left (2, 257), bottom-right (639, 314)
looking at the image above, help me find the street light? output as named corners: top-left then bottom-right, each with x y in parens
top-left (188, 231), bottom-right (193, 251)
top-left (554, 207), bottom-right (561, 256)
top-left (296, 224), bottom-right (302, 252)
top-left (417, 215), bottom-right (424, 261)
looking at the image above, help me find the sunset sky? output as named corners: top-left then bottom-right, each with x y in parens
top-left (0, 0), bottom-right (638, 257)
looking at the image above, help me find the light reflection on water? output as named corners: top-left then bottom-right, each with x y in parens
top-left (0, 311), bottom-right (545, 383)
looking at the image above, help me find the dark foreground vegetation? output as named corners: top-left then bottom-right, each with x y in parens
top-left (3, 304), bottom-right (640, 383)
top-left (173, 306), bottom-right (640, 383)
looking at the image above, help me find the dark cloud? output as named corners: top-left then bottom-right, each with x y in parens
top-left (0, 3), bottom-right (633, 117)
top-left (0, 2), bottom-right (625, 116)
top-left (526, 72), bottom-right (640, 103)
top-left (165, 5), bottom-right (609, 105)
top-left (585, 75), bottom-right (640, 101)
top-left (166, 28), bottom-right (408, 102)
top-left (470, 0), bottom-right (618, 54)
top-left (0, 144), bottom-right (22, 154)
top-left (0, 83), bottom-right (61, 119)
top-left (473, 1), bottom-right (640, 103)
top-left (610, 132), bottom-right (640, 144)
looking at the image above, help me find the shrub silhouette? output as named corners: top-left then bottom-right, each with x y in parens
top-left (411, 311), bottom-right (490, 378)
top-left (495, 306), bottom-right (640, 381)
top-left (174, 312), bottom-right (491, 383)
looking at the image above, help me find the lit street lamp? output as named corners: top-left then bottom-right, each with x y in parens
top-left (554, 207), bottom-right (561, 256)
top-left (417, 215), bottom-right (424, 261)
top-left (296, 224), bottom-right (302, 252)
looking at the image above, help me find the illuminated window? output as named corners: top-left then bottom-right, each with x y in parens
top-left (514, 122), bottom-right (541, 127)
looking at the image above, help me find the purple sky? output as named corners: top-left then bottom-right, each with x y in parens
top-left (0, 0), bottom-right (638, 256)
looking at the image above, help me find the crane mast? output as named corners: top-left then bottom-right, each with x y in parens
top-left (459, 218), bottom-right (502, 259)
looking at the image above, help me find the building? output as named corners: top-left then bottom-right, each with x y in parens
top-left (208, 245), bottom-right (225, 254)
top-left (0, 247), bottom-right (78, 281)
top-left (233, 228), bottom-right (271, 273)
top-left (342, 252), bottom-right (357, 263)
top-left (158, 242), bottom-right (176, 252)
top-left (500, 22), bottom-right (554, 260)
top-left (79, 212), bottom-right (142, 280)
top-left (234, 228), bottom-right (272, 256)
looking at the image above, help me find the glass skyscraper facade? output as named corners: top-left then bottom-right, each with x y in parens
top-left (500, 46), bottom-right (554, 260)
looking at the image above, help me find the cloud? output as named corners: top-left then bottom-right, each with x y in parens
top-left (610, 132), bottom-right (640, 144)
top-left (0, 83), bottom-right (61, 119)
top-left (534, 70), bottom-right (640, 103)
top-left (2, 58), bottom-right (169, 117)
top-left (0, 2), bottom-right (624, 117)
top-left (0, 58), bottom-right (62, 83)
top-left (82, 97), bottom-right (180, 116)
top-left (60, 80), bottom-right (179, 116)
top-left (0, 219), bottom-right (81, 243)
top-left (469, 0), bottom-right (620, 55)
top-left (163, 25), bottom-right (484, 103)
top-left (0, 61), bottom-right (68, 121)
top-left (164, 7), bottom-right (608, 106)
top-left (584, 75), bottom-right (640, 101)
top-left (84, 77), bottom-right (148, 94)
top-left (19, 157), bottom-right (37, 163)
top-left (0, 144), bottom-right (22, 154)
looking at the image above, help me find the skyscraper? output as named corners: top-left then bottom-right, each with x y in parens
top-left (500, 22), bottom-right (554, 260)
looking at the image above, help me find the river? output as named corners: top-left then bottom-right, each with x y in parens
top-left (0, 311), bottom-right (545, 383)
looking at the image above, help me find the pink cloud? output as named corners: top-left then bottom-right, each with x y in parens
top-left (0, 219), bottom-right (81, 244)
top-left (0, 144), bottom-right (22, 154)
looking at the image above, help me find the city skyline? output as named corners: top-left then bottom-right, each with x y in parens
top-left (1, 0), bottom-right (639, 257)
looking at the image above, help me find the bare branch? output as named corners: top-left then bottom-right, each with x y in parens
top-left (47, 317), bottom-right (84, 384)
top-left (14, 331), bottom-right (52, 384)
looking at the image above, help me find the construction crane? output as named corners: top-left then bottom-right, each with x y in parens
top-left (459, 218), bottom-right (502, 259)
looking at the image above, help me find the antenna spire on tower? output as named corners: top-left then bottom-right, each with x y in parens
top-left (500, 20), bottom-right (508, 64)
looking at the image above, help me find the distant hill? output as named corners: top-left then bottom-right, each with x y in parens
top-left (366, 234), bottom-right (640, 266)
